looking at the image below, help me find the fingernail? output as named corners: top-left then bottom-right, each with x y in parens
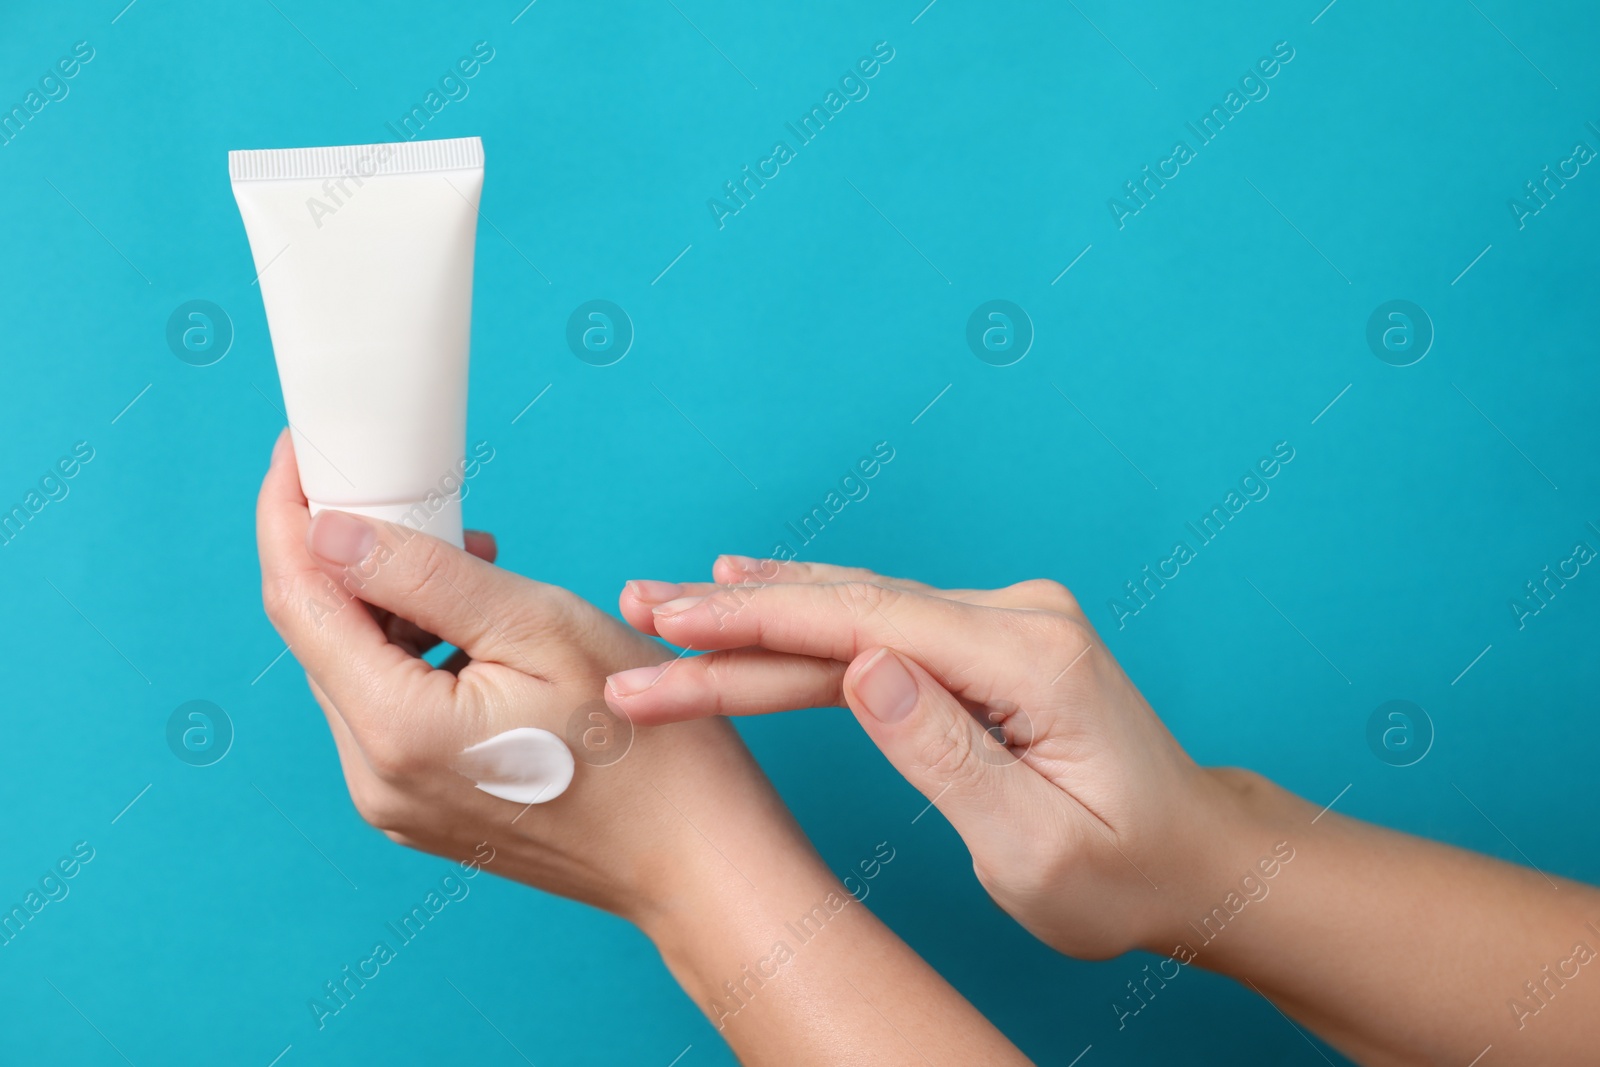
top-left (652, 595), bottom-right (705, 617)
top-left (627, 580), bottom-right (681, 603)
top-left (855, 649), bottom-right (918, 723)
top-left (270, 430), bottom-right (290, 467)
top-left (607, 664), bottom-right (666, 696)
top-left (308, 510), bottom-right (377, 567)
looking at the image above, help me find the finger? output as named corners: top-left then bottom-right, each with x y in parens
top-left (623, 575), bottom-right (950, 639)
top-left (714, 556), bottom-right (1077, 613)
top-left (464, 529), bottom-right (499, 564)
top-left (622, 565), bottom-right (938, 632)
top-left (257, 430), bottom-right (431, 724)
top-left (842, 647), bottom-right (1047, 841)
top-left (647, 581), bottom-right (1031, 702)
top-left (619, 579), bottom-right (721, 636)
top-left (304, 509), bottom-right (575, 675)
top-left (618, 563), bottom-right (1059, 639)
top-left (379, 530), bottom-right (499, 655)
top-left (604, 648), bottom-right (846, 723)
top-left (713, 556), bottom-right (941, 592)
top-left (308, 674), bottom-right (424, 830)
top-left (259, 436), bottom-right (486, 782)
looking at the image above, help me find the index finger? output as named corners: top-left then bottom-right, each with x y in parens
top-left (256, 429), bottom-right (438, 728)
top-left (648, 581), bottom-right (1034, 699)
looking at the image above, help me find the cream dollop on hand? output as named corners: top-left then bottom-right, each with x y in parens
top-left (457, 727), bottom-right (576, 805)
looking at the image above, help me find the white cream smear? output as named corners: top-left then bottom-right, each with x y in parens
top-left (457, 728), bottom-right (575, 805)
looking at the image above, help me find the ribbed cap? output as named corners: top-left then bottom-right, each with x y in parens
top-left (229, 136), bottom-right (482, 181)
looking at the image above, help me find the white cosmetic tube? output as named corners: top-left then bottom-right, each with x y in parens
top-left (229, 136), bottom-right (483, 547)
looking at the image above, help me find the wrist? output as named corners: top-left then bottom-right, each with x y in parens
top-left (1137, 766), bottom-right (1298, 956)
top-left (622, 749), bottom-right (840, 1009)
top-left (646, 842), bottom-right (847, 1025)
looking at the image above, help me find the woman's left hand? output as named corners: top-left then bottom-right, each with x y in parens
top-left (255, 429), bottom-right (804, 926)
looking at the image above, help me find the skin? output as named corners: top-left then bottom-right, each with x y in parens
top-left (256, 431), bottom-right (1031, 1067)
top-left (607, 556), bottom-right (1600, 1066)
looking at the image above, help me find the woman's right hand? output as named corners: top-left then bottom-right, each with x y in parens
top-left (616, 559), bottom-right (1600, 1066)
top-left (608, 559), bottom-right (1275, 960)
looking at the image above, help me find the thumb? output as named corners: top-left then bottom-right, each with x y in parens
top-left (305, 509), bottom-right (564, 671)
top-left (843, 647), bottom-right (1028, 837)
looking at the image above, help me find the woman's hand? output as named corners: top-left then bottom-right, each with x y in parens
top-left (611, 559), bottom-right (1600, 1065)
top-left (256, 430), bottom-right (800, 925)
top-left (608, 558), bottom-right (1264, 959)
top-left (257, 436), bottom-right (1034, 1066)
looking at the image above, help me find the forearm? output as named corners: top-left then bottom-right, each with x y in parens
top-left (1173, 769), bottom-right (1600, 1065)
top-left (639, 816), bottom-right (1030, 1066)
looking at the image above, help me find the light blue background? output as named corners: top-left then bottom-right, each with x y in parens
top-left (3, 1), bottom-right (1597, 1064)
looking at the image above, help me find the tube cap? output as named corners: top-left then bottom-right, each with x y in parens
top-left (307, 498), bottom-right (464, 549)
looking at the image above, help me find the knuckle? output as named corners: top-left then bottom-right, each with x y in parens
top-left (361, 729), bottom-right (424, 782)
top-left (826, 581), bottom-right (862, 617)
top-left (357, 672), bottom-right (455, 782)
top-left (390, 535), bottom-right (452, 603)
top-left (696, 654), bottom-right (734, 698)
top-left (827, 563), bottom-right (877, 583)
top-left (1008, 847), bottom-right (1071, 898)
top-left (833, 580), bottom-right (889, 619)
top-left (260, 573), bottom-right (295, 621)
top-left (651, 656), bottom-right (717, 711)
top-left (977, 828), bottom-right (1077, 905)
top-left (517, 585), bottom-right (581, 645)
top-left (350, 782), bottom-right (409, 833)
top-left (972, 856), bottom-right (1007, 899)
top-left (916, 719), bottom-right (981, 789)
top-left (1007, 578), bottom-right (1082, 616)
top-left (1023, 609), bottom-right (1095, 658)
